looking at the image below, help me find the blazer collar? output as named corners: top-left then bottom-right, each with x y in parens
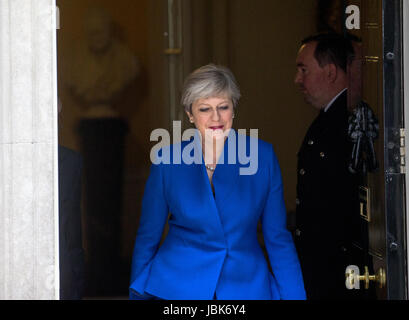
top-left (208, 129), bottom-right (241, 205)
top-left (319, 89), bottom-right (348, 120)
top-left (310, 89), bottom-right (348, 134)
top-left (186, 129), bottom-right (241, 205)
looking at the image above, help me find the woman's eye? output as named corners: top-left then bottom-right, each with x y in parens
top-left (218, 105), bottom-right (229, 110)
top-left (199, 108), bottom-right (210, 112)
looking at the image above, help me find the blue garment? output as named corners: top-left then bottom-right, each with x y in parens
top-left (129, 130), bottom-right (306, 300)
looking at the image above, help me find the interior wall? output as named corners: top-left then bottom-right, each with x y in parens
top-left (57, 0), bottom-right (149, 158)
top-left (229, 0), bottom-right (319, 213)
top-left (56, 0), bottom-right (166, 294)
top-left (56, 0), bottom-right (322, 296)
top-left (183, 0), bottom-right (319, 213)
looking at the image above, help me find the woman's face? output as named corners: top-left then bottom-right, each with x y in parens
top-left (187, 94), bottom-right (234, 140)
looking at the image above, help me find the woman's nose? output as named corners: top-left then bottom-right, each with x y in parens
top-left (212, 109), bottom-right (220, 121)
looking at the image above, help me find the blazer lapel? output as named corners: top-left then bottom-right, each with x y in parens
top-left (211, 129), bottom-right (240, 206)
top-left (184, 129), bottom-right (240, 231)
top-left (181, 132), bottom-right (228, 241)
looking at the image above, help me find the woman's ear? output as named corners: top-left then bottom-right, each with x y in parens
top-left (186, 111), bottom-right (194, 123)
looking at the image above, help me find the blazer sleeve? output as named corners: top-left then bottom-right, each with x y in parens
top-left (261, 146), bottom-right (306, 300)
top-left (129, 162), bottom-right (169, 299)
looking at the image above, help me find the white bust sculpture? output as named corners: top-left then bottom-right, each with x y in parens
top-left (66, 7), bottom-right (139, 118)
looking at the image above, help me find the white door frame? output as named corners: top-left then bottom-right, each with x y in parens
top-left (0, 0), bottom-right (59, 299)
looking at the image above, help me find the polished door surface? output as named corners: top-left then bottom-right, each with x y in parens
top-left (346, 0), bottom-right (407, 299)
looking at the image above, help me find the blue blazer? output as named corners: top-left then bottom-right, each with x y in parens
top-left (130, 131), bottom-right (306, 300)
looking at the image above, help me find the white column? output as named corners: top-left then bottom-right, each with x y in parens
top-left (0, 0), bottom-right (59, 299)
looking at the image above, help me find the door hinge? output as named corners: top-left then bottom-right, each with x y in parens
top-left (387, 128), bottom-right (406, 175)
top-left (400, 128), bottom-right (405, 173)
top-left (56, 6), bottom-right (60, 30)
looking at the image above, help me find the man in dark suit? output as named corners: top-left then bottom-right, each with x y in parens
top-left (58, 145), bottom-right (85, 300)
top-left (293, 33), bottom-right (362, 299)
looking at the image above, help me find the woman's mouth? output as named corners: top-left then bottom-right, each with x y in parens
top-left (209, 125), bottom-right (224, 131)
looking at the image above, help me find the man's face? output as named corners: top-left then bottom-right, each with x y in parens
top-left (294, 42), bottom-right (330, 109)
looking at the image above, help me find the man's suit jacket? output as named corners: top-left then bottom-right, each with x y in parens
top-left (294, 90), bottom-right (361, 299)
top-left (130, 131), bottom-right (306, 300)
top-left (58, 146), bottom-right (85, 300)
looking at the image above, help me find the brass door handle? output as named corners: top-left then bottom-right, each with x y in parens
top-left (164, 48), bottom-right (182, 55)
top-left (345, 265), bottom-right (386, 289)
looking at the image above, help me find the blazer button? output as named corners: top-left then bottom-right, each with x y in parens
top-left (308, 140), bottom-right (314, 145)
top-left (295, 229), bottom-right (302, 237)
top-left (319, 152), bottom-right (325, 158)
top-left (296, 198), bottom-right (300, 205)
top-left (299, 168), bottom-right (306, 176)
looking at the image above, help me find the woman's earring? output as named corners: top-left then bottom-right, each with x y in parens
top-left (232, 114), bottom-right (235, 119)
top-left (190, 118), bottom-right (194, 123)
